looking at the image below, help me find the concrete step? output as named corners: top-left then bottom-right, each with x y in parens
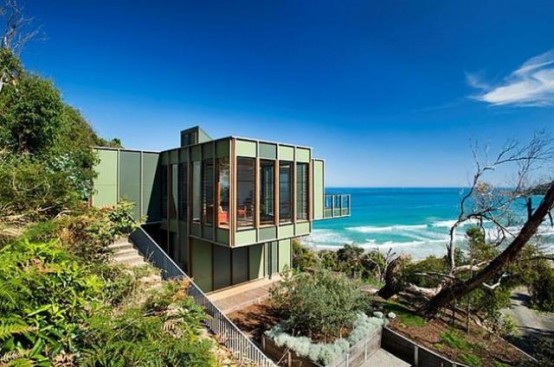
top-left (113, 247), bottom-right (140, 258)
top-left (108, 242), bottom-right (134, 251)
top-left (115, 254), bottom-right (147, 267)
top-left (139, 274), bottom-right (163, 284)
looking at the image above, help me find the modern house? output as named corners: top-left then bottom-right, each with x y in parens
top-left (92, 126), bottom-right (350, 292)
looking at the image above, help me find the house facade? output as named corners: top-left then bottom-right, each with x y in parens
top-left (92, 126), bottom-right (350, 292)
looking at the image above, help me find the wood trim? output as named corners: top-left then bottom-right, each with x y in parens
top-left (255, 142), bottom-right (260, 232)
top-left (274, 159), bottom-right (279, 227)
top-left (230, 139), bottom-right (236, 247)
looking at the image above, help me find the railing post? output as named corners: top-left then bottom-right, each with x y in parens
top-left (414, 344), bottom-right (419, 367)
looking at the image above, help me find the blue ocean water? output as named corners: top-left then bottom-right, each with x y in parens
top-left (307, 188), bottom-right (554, 259)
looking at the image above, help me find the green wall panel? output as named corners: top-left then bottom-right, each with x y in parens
top-left (278, 224), bottom-right (294, 239)
top-left (296, 222), bottom-right (311, 236)
top-left (296, 148), bottom-right (311, 163)
top-left (119, 151), bottom-right (141, 219)
top-left (191, 239), bottom-right (213, 292)
top-left (235, 229), bottom-right (257, 246)
top-left (249, 244), bottom-right (264, 280)
top-left (236, 139), bottom-right (257, 158)
top-left (93, 149), bottom-right (118, 207)
top-left (216, 139), bottom-right (230, 158)
top-left (279, 239), bottom-right (291, 271)
top-left (232, 247), bottom-right (249, 284)
top-left (142, 152), bottom-right (161, 221)
top-left (259, 143), bottom-right (277, 160)
top-left (259, 226), bottom-right (277, 241)
top-left (213, 246), bottom-right (231, 290)
top-left (313, 159), bottom-right (324, 220)
top-left (216, 228), bottom-right (229, 245)
top-left (278, 145), bottom-right (294, 161)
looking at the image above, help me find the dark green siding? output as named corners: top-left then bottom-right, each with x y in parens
top-left (119, 151), bottom-right (142, 219)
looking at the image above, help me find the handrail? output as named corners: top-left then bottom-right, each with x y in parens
top-left (130, 226), bottom-right (277, 367)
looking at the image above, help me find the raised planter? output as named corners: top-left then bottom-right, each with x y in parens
top-left (261, 327), bottom-right (382, 367)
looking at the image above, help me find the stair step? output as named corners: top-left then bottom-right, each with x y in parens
top-left (108, 242), bottom-right (134, 251)
top-left (114, 254), bottom-right (146, 266)
top-left (113, 247), bottom-right (140, 257)
top-left (140, 274), bottom-right (162, 284)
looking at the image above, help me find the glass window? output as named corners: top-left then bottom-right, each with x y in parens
top-left (192, 161), bottom-right (201, 223)
top-left (260, 160), bottom-right (275, 225)
top-left (296, 163), bottom-right (309, 221)
top-left (237, 157), bottom-right (255, 228)
top-left (279, 161), bottom-right (293, 223)
top-left (217, 158), bottom-right (230, 228)
top-left (202, 159), bottom-right (215, 226)
top-left (161, 165), bottom-right (168, 218)
top-left (170, 164), bottom-right (178, 219)
top-left (178, 163), bottom-right (187, 220)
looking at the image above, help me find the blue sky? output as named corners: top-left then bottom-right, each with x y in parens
top-left (20, 0), bottom-right (554, 187)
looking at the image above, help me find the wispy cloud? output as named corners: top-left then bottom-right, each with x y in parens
top-left (467, 50), bottom-right (554, 107)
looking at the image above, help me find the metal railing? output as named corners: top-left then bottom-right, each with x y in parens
top-left (324, 194), bottom-right (351, 219)
top-left (129, 226), bottom-right (277, 367)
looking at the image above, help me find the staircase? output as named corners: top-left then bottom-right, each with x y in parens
top-left (108, 238), bottom-right (149, 267)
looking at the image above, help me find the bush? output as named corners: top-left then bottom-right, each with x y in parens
top-left (529, 267), bottom-right (554, 312)
top-left (292, 240), bottom-right (319, 271)
top-left (270, 269), bottom-right (371, 340)
top-left (266, 313), bottom-right (384, 365)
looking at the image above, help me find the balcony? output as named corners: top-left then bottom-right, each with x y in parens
top-left (323, 194), bottom-right (351, 219)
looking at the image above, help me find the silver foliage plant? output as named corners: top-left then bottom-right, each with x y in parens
top-left (265, 313), bottom-right (385, 365)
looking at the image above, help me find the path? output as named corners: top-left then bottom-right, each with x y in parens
top-left (503, 286), bottom-right (554, 354)
top-left (362, 349), bottom-right (411, 367)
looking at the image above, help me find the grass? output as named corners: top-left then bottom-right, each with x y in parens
top-left (439, 330), bottom-right (472, 351)
top-left (459, 353), bottom-right (484, 367)
top-left (383, 301), bottom-right (426, 327)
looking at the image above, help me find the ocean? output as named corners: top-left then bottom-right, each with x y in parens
top-left (307, 187), bottom-right (554, 259)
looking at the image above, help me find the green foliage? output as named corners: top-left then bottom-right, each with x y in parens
top-left (79, 280), bottom-right (213, 367)
top-left (459, 353), bottom-right (484, 367)
top-left (440, 330), bottom-right (472, 351)
top-left (292, 239), bottom-right (319, 271)
top-left (270, 269), bottom-right (370, 340)
top-left (529, 266), bottom-right (554, 312)
top-left (266, 313), bottom-right (384, 365)
top-left (518, 335), bottom-right (554, 367)
top-left (383, 301), bottom-right (425, 327)
top-left (402, 256), bottom-right (447, 288)
top-left (466, 226), bottom-right (497, 262)
top-left (0, 239), bottom-right (103, 363)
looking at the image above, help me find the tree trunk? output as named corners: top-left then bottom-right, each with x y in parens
top-left (377, 256), bottom-right (405, 299)
top-left (423, 182), bottom-right (554, 318)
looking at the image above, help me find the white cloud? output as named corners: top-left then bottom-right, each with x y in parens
top-left (468, 50), bottom-right (554, 107)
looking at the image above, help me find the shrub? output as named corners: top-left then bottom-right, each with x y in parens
top-left (529, 267), bottom-right (554, 312)
top-left (292, 240), bottom-right (319, 271)
top-left (266, 313), bottom-right (384, 365)
top-left (270, 269), bottom-right (371, 340)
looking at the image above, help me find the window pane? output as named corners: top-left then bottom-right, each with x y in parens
top-left (237, 158), bottom-right (255, 228)
top-left (296, 163), bottom-right (309, 220)
top-left (161, 165), bottom-right (168, 218)
top-left (217, 158), bottom-right (230, 228)
top-left (192, 161), bottom-right (201, 223)
top-left (178, 163), bottom-right (187, 220)
top-left (202, 159), bottom-right (214, 226)
top-left (260, 160), bottom-right (275, 225)
top-left (170, 164), bottom-right (178, 219)
top-left (279, 161), bottom-right (293, 223)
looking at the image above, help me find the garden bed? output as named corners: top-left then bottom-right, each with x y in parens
top-left (382, 301), bottom-right (529, 367)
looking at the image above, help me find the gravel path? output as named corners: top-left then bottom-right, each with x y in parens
top-left (503, 286), bottom-right (554, 354)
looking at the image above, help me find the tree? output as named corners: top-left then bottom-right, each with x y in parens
top-left (377, 133), bottom-right (554, 319)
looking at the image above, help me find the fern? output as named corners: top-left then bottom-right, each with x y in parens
top-left (0, 322), bottom-right (33, 341)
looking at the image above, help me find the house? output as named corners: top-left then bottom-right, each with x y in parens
top-left (92, 126), bottom-right (350, 292)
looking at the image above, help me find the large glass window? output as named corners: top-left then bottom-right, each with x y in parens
top-left (296, 163), bottom-right (309, 221)
top-left (279, 161), bottom-right (293, 223)
top-left (217, 158), bottom-right (230, 228)
top-left (178, 163), bottom-right (187, 220)
top-left (260, 160), bottom-right (275, 225)
top-left (202, 159), bottom-right (215, 226)
top-left (192, 161), bottom-right (201, 223)
top-left (161, 165), bottom-right (168, 218)
top-left (237, 158), bottom-right (255, 228)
